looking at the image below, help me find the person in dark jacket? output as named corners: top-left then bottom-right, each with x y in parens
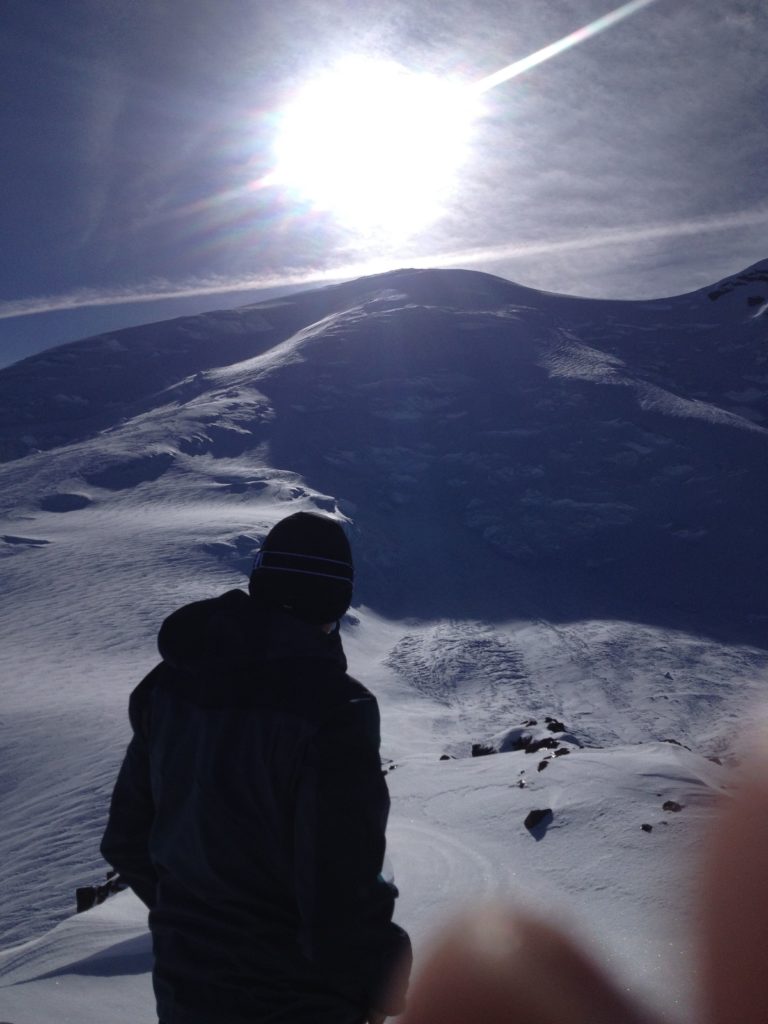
top-left (101, 511), bottom-right (411, 1024)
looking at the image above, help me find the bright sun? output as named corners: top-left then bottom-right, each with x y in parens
top-left (269, 57), bottom-right (480, 237)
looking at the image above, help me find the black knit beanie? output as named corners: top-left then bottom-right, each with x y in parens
top-left (248, 511), bottom-right (354, 624)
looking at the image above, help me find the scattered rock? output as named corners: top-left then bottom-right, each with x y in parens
top-left (554, 748), bottom-right (570, 757)
top-left (664, 672), bottom-right (673, 680)
top-left (522, 736), bottom-right (560, 754)
top-left (439, 754), bottom-right (453, 761)
top-left (662, 800), bottom-right (684, 813)
top-left (545, 717), bottom-right (566, 733)
top-left (524, 808), bottom-right (553, 839)
top-left (534, 736), bottom-right (560, 752)
top-left (641, 823), bottom-right (653, 833)
top-left (537, 759), bottom-right (550, 772)
top-left (507, 733), bottom-right (566, 755)
top-left (499, 721), bottom-right (581, 754)
top-left (662, 738), bottom-right (691, 750)
top-left (522, 718), bottom-right (538, 727)
top-left (471, 743), bottom-right (496, 758)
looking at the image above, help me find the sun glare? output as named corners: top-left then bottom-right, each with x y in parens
top-left (265, 4), bottom-right (658, 240)
top-left (269, 58), bottom-right (480, 237)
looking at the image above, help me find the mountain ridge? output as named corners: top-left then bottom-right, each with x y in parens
top-left (2, 261), bottom-right (767, 461)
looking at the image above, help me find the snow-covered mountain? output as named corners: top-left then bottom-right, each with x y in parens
top-left (2, 265), bottom-right (766, 630)
top-left (1, 264), bottom-right (767, 1022)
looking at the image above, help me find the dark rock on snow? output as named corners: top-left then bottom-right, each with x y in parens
top-left (524, 809), bottom-right (554, 839)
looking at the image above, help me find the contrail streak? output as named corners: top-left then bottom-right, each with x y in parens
top-left (474, 0), bottom-right (661, 93)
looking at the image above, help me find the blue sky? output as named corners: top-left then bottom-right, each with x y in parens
top-left (1, 0), bottom-right (767, 367)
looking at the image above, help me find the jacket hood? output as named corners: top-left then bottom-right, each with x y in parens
top-left (157, 589), bottom-right (347, 676)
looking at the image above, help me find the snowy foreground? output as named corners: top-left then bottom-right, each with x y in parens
top-left (0, 718), bottom-right (727, 1023)
top-left (1, 264), bottom-right (767, 1021)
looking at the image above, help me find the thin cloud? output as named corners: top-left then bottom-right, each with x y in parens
top-left (1, 206), bottom-right (766, 322)
top-left (437, 207), bottom-right (768, 268)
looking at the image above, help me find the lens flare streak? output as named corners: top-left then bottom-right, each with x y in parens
top-left (474, 0), bottom-right (662, 94)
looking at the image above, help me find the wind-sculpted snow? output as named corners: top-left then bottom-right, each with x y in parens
top-left (0, 264), bottom-right (767, 1015)
top-left (381, 617), bottom-right (768, 756)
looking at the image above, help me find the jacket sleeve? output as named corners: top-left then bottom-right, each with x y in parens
top-left (293, 693), bottom-right (412, 1015)
top-left (100, 672), bottom-right (159, 909)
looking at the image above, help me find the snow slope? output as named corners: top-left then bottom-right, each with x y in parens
top-left (1, 263), bottom-right (767, 1021)
top-left (0, 738), bottom-right (724, 1023)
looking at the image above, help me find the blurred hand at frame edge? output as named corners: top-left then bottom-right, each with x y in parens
top-left (397, 739), bottom-right (768, 1024)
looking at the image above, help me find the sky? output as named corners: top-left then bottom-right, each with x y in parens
top-left (1, 0), bottom-right (767, 368)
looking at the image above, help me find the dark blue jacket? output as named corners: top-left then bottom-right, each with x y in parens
top-left (101, 589), bottom-right (411, 1024)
